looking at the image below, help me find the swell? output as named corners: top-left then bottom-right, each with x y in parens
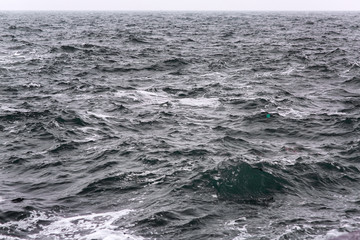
top-left (180, 158), bottom-right (360, 203)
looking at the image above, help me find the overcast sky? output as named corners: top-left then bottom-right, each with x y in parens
top-left (1, 0), bottom-right (360, 11)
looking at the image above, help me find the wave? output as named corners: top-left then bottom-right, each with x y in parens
top-left (94, 59), bottom-right (189, 73)
top-left (177, 159), bottom-right (289, 205)
top-left (306, 63), bottom-right (335, 72)
top-left (114, 89), bottom-right (221, 109)
top-left (8, 25), bottom-right (43, 32)
top-left (179, 157), bottom-right (360, 206)
top-left (343, 76), bottom-right (360, 86)
top-left (78, 172), bottom-right (151, 195)
top-left (127, 35), bottom-right (149, 44)
top-left (209, 160), bottom-right (287, 203)
top-left (147, 58), bottom-right (189, 71)
top-left (54, 114), bottom-right (89, 127)
top-left (0, 110), bottom-right (51, 123)
top-left (49, 142), bottom-right (79, 154)
top-left (60, 45), bottom-right (80, 53)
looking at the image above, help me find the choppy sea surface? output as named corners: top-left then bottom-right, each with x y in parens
top-left (0, 11), bottom-right (360, 240)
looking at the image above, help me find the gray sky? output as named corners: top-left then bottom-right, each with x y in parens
top-left (1, 0), bottom-right (360, 11)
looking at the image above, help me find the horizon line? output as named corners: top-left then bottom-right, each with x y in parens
top-left (1, 9), bottom-right (360, 12)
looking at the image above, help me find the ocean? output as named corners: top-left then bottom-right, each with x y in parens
top-left (0, 11), bottom-right (359, 240)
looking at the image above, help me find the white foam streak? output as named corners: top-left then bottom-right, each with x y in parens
top-left (178, 98), bottom-right (220, 107)
top-left (35, 210), bottom-right (143, 240)
top-left (276, 107), bottom-right (308, 119)
top-left (0, 210), bottom-right (144, 240)
top-left (313, 229), bottom-right (345, 240)
top-left (115, 90), bottom-right (169, 105)
top-left (115, 90), bottom-right (220, 108)
top-left (280, 67), bottom-right (295, 75)
top-left (0, 235), bottom-right (21, 240)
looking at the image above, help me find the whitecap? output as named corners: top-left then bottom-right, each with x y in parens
top-left (200, 72), bottom-right (228, 79)
top-left (254, 72), bottom-right (273, 78)
top-left (115, 90), bottom-right (221, 108)
top-left (178, 97), bottom-right (220, 108)
top-left (280, 67), bottom-right (295, 75)
top-left (36, 210), bottom-right (142, 240)
top-left (275, 107), bottom-right (309, 119)
top-left (135, 90), bottom-right (170, 104)
top-left (115, 90), bottom-right (170, 105)
top-left (86, 111), bottom-right (113, 120)
top-left (0, 210), bottom-right (144, 240)
top-left (0, 235), bottom-right (21, 240)
top-left (83, 229), bottom-right (142, 240)
top-left (231, 224), bottom-right (251, 240)
top-left (114, 91), bottom-right (141, 102)
top-left (313, 229), bottom-right (346, 240)
top-left (25, 82), bottom-right (42, 88)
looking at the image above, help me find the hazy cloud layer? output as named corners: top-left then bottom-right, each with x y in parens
top-left (1, 0), bottom-right (360, 11)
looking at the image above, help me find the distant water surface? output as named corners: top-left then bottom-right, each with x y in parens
top-left (0, 11), bottom-right (360, 240)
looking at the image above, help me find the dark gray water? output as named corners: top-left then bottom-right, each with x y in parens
top-left (0, 11), bottom-right (360, 240)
